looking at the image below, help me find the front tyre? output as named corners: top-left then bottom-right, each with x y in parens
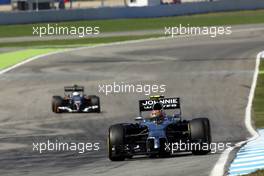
top-left (108, 124), bottom-right (125, 161)
top-left (89, 95), bottom-right (101, 113)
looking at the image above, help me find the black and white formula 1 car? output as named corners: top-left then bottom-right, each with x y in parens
top-left (52, 85), bottom-right (100, 113)
top-left (108, 95), bottom-right (211, 161)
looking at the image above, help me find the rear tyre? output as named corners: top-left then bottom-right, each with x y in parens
top-left (190, 118), bottom-right (211, 155)
top-left (52, 96), bottom-right (63, 113)
top-left (108, 124), bottom-right (125, 161)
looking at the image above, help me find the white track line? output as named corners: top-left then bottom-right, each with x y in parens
top-left (209, 51), bottom-right (264, 176)
top-left (0, 50), bottom-right (65, 75)
top-left (0, 36), bottom-right (167, 75)
top-left (1, 25), bottom-right (263, 75)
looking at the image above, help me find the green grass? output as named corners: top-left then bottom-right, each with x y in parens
top-left (0, 48), bottom-right (60, 69)
top-left (0, 34), bottom-right (161, 48)
top-left (253, 60), bottom-right (264, 128)
top-left (243, 169), bottom-right (264, 176)
top-left (0, 10), bottom-right (264, 38)
top-left (0, 34), bottom-right (161, 69)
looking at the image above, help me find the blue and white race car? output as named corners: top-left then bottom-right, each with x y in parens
top-left (108, 96), bottom-right (211, 161)
top-left (52, 85), bottom-right (100, 113)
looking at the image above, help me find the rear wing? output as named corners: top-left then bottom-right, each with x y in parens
top-left (139, 97), bottom-right (181, 116)
top-left (64, 85), bottom-right (84, 92)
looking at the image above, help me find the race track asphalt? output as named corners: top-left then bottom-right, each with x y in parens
top-left (0, 25), bottom-right (263, 176)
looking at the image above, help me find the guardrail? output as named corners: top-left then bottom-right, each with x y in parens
top-left (0, 0), bottom-right (264, 25)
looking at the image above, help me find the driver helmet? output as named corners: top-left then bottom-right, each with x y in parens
top-left (149, 102), bottom-right (165, 120)
top-left (72, 91), bottom-right (80, 97)
top-left (150, 110), bottom-right (163, 119)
